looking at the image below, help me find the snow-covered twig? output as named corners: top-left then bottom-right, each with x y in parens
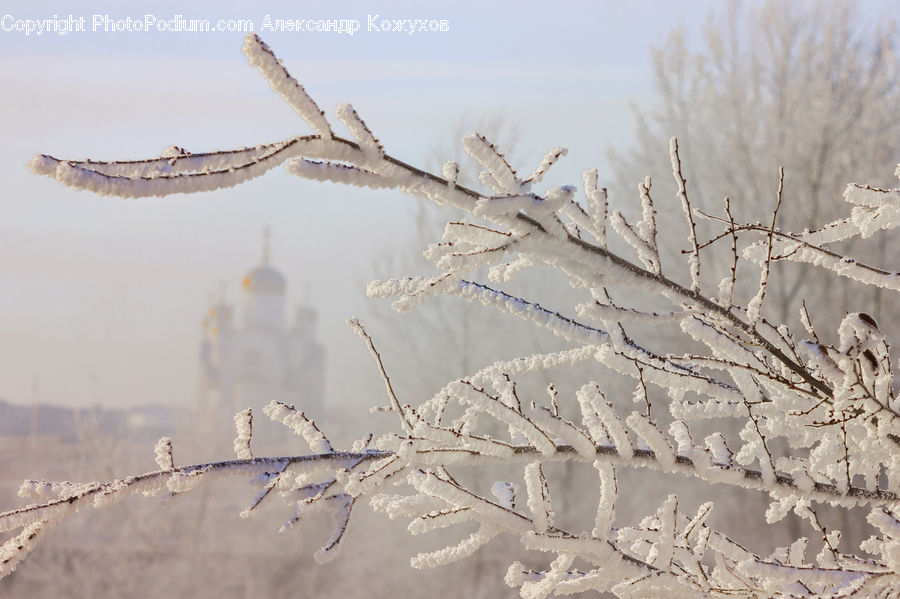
top-left (16, 32), bottom-right (900, 599)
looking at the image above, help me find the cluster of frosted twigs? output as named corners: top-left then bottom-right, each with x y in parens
top-left (10, 33), bottom-right (900, 598)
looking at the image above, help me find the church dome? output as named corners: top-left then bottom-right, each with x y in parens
top-left (242, 265), bottom-right (286, 294)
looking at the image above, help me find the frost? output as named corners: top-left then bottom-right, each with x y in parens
top-left (263, 400), bottom-right (332, 454)
top-left (12, 30), bottom-right (900, 599)
top-left (154, 437), bottom-right (174, 471)
top-left (233, 409), bottom-right (253, 460)
top-left (242, 34), bottom-right (332, 140)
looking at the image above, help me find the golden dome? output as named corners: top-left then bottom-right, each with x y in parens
top-left (242, 265), bottom-right (286, 294)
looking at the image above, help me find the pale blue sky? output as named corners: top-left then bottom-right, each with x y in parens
top-left (0, 0), bottom-right (896, 411)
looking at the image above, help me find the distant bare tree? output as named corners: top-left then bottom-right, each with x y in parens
top-left (608, 0), bottom-right (900, 323)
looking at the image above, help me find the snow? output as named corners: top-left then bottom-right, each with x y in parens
top-left (154, 436), bottom-right (175, 471)
top-left (232, 409), bottom-right (253, 460)
top-left (12, 30), bottom-right (900, 599)
top-left (262, 400), bottom-right (332, 454)
top-left (242, 34), bottom-right (332, 140)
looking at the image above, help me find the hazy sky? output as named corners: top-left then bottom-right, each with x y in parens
top-left (0, 0), bottom-right (896, 412)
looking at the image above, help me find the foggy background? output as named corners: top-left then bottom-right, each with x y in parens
top-left (1, 0), bottom-right (899, 597)
top-left (0, 0), bottom-right (718, 413)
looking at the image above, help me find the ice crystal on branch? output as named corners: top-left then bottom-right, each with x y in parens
top-left (10, 32), bottom-right (900, 598)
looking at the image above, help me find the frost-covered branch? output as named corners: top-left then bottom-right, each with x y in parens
top-left (14, 32), bottom-right (900, 598)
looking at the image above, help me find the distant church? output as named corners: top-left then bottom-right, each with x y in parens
top-left (196, 229), bottom-right (324, 446)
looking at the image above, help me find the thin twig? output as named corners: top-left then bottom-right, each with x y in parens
top-left (346, 318), bottom-right (414, 435)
